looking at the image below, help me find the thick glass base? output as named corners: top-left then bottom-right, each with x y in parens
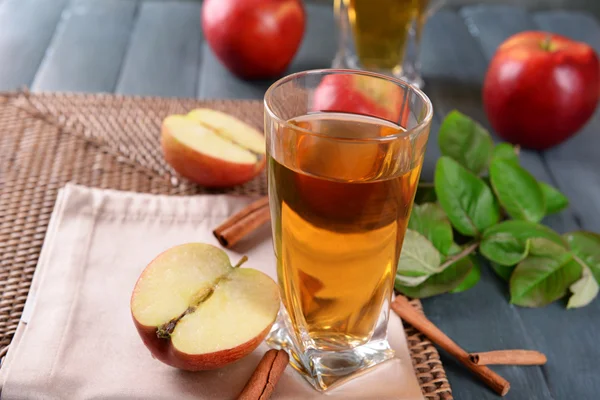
top-left (266, 309), bottom-right (395, 392)
top-left (332, 52), bottom-right (424, 89)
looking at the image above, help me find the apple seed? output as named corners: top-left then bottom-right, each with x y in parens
top-left (155, 256), bottom-right (249, 339)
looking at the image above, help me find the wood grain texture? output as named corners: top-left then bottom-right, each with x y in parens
top-left (196, 43), bottom-right (272, 100)
top-left (420, 11), bottom-right (485, 180)
top-left (456, 6), bottom-right (600, 400)
top-left (116, 1), bottom-right (202, 97)
top-left (420, 10), bottom-right (554, 400)
top-left (0, 0), bottom-right (69, 90)
top-left (287, 2), bottom-right (337, 73)
top-left (525, 11), bottom-right (600, 400)
top-left (533, 11), bottom-right (600, 232)
top-left (32, 0), bottom-right (139, 92)
top-left (197, 2), bottom-right (336, 99)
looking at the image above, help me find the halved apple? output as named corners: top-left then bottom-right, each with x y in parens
top-left (186, 109), bottom-right (266, 155)
top-left (131, 243), bottom-right (280, 371)
top-left (161, 111), bottom-right (265, 188)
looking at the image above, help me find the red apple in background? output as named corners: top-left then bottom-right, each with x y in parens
top-left (312, 74), bottom-right (404, 122)
top-left (202, 0), bottom-right (305, 79)
top-left (483, 31), bottom-right (600, 150)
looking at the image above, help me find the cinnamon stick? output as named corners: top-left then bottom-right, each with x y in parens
top-left (391, 296), bottom-right (510, 396)
top-left (237, 349), bottom-right (289, 400)
top-left (213, 196), bottom-right (270, 248)
top-left (469, 350), bottom-right (547, 366)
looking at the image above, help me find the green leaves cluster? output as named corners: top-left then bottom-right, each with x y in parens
top-left (395, 110), bottom-right (600, 309)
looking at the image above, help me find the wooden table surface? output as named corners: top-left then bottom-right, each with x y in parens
top-left (1, 1), bottom-right (599, 399)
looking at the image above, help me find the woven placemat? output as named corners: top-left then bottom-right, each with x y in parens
top-left (0, 91), bottom-right (452, 399)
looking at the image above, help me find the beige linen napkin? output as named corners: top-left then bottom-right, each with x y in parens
top-left (0, 184), bottom-right (424, 400)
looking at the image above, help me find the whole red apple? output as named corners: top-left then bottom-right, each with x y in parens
top-left (312, 74), bottom-right (404, 122)
top-left (483, 31), bottom-right (600, 150)
top-left (202, 0), bottom-right (305, 79)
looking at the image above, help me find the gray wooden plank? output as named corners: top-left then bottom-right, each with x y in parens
top-left (421, 11), bottom-right (487, 85)
top-left (420, 11), bottom-right (487, 181)
top-left (420, 10), bottom-right (555, 400)
top-left (32, 0), bottom-right (139, 93)
top-left (115, 1), bottom-right (202, 97)
top-left (0, 0), bottom-right (69, 90)
top-left (460, 6), bottom-right (600, 400)
top-left (532, 11), bottom-right (600, 232)
top-left (196, 43), bottom-right (271, 100)
top-left (524, 14), bottom-right (600, 398)
top-left (197, 2), bottom-right (336, 99)
top-left (286, 2), bottom-right (337, 73)
top-left (446, 0), bottom-right (600, 18)
top-left (461, 5), bottom-right (535, 61)
top-left (425, 268), bottom-right (555, 400)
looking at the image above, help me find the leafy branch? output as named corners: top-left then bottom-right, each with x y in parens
top-left (395, 111), bottom-right (600, 309)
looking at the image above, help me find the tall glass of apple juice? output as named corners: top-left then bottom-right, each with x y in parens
top-left (264, 69), bottom-right (432, 391)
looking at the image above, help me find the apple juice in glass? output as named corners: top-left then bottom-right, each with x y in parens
top-left (333, 0), bottom-right (445, 88)
top-left (264, 69), bottom-right (432, 390)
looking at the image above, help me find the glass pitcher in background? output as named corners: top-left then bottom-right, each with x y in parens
top-left (333, 0), bottom-right (445, 88)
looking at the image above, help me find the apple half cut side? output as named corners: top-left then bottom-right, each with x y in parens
top-left (186, 108), bottom-right (266, 155)
top-left (161, 113), bottom-right (266, 188)
top-left (131, 243), bottom-right (280, 371)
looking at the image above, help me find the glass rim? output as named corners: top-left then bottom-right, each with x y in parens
top-left (263, 68), bottom-right (433, 142)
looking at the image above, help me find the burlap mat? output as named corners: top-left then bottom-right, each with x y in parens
top-left (0, 91), bottom-right (452, 399)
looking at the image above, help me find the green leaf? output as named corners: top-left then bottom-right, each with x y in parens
top-left (567, 266), bottom-right (599, 309)
top-left (438, 110), bottom-right (494, 174)
top-left (563, 231), bottom-right (600, 283)
top-left (482, 233), bottom-right (532, 266)
top-left (510, 238), bottom-right (582, 307)
top-left (490, 158), bottom-right (546, 222)
top-left (396, 230), bottom-right (441, 287)
top-left (450, 260), bottom-right (481, 293)
top-left (434, 156), bottom-right (500, 237)
top-left (408, 203), bottom-right (453, 256)
top-left (492, 143), bottom-right (519, 163)
top-left (539, 182), bottom-right (569, 215)
top-left (481, 221), bottom-right (566, 266)
top-left (490, 262), bottom-right (515, 281)
top-left (528, 237), bottom-right (567, 258)
top-left (396, 248), bottom-right (474, 298)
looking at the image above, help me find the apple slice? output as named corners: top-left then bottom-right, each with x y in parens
top-left (131, 243), bottom-right (280, 371)
top-left (187, 108), bottom-right (266, 155)
top-left (161, 115), bottom-right (265, 187)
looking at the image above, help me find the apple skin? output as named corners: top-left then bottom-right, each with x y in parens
top-left (312, 74), bottom-right (403, 122)
top-left (132, 319), bottom-right (272, 371)
top-left (202, 0), bottom-right (305, 79)
top-left (161, 123), bottom-right (266, 188)
top-left (483, 31), bottom-right (600, 150)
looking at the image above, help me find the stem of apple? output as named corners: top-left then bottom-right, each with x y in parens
top-left (233, 255), bottom-right (249, 269)
top-left (514, 145), bottom-right (521, 156)
top-left (540, 35), bottom-right (554, 52)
